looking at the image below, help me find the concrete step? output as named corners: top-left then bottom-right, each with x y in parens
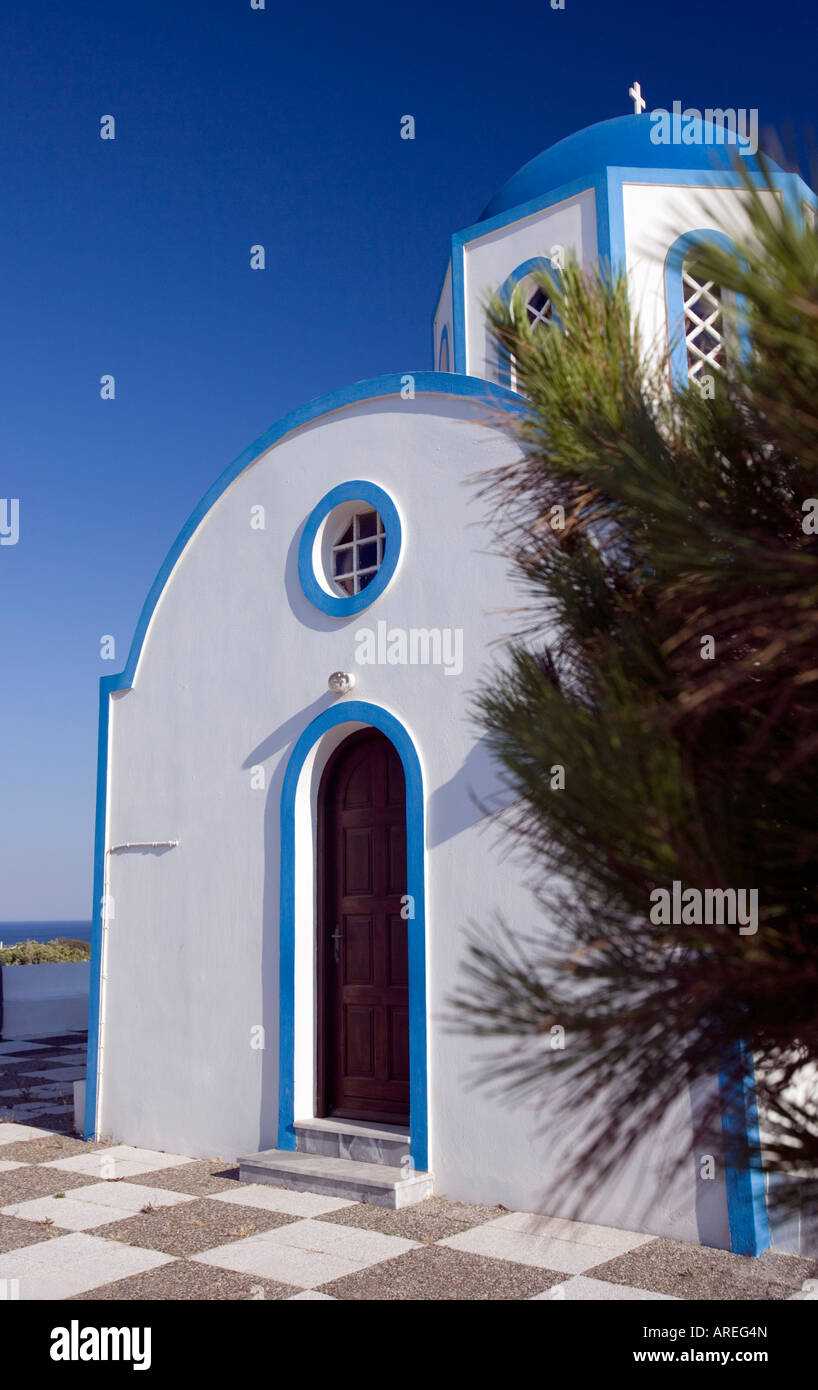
top-left (294, 1117), bottom-right (410, 1167)
top-left (237, 1148), bottom-right (433, 1210)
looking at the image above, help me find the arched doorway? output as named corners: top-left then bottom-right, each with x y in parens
top-left (316, 729), bottom-right (410, 1125)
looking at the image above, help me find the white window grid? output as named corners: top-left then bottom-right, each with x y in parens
top-left (683, 267), bottom-right (725, 381)
top-left (509, 287), bottom-right (553, 392)
top-left (332, 510), bottom-right (386, 596)
top-left (526, 286), bottom-right (553, 329)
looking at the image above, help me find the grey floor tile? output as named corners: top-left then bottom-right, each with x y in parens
top-left (90, 1196), bottom-right (298, 1257)
top-left (11, 1111), bottom-right (75, 1134)
top-left (588, 1238), bottom-right (818, 1301)
top-left (0, 1165), bottom-right (100, 1205)
top-left (0, 1134), bottom-right (106, 1165)
top-left (316, 1196), bottom-right (504, 1243)
top-left (68, 1261), bottom-right (296, 1301)
top-left (531, 1274), bottom-right (677, 1301)
top-left (133, 1161), bottom-right (242, 1196)
top-left (19, 1034), bottom-right (86, 1048)
top-left (0, 1212), bottom-right (65, 1253)
top-left (319, 1244), bottom-right (564, 1300)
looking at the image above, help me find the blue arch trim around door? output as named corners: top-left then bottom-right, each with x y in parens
top-left (278, 701), bottom-right (428, 1172)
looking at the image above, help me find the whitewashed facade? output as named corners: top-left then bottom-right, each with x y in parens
top-left (88, 114), bottom-right (817, 1255)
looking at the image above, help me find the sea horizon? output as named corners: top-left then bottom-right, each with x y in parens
top-left (0, 921), bottom-right (92, 948)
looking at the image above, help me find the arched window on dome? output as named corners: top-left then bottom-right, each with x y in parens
top-left (681, 264), bottom-right (727, 384)
top-left (666, 230), bottom-right (748, 391)
top-left (526, 285), bottom-right (553, 330)
top-left (494, 256), bottom-right (561, 392)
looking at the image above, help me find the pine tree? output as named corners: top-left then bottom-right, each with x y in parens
top-left (452, 162), bottom-right (818, 1222)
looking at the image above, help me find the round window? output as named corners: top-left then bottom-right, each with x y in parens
top-left (327, 504), bottom-right (386, 597)
top-left (298, 481), bottom-right (402, 616)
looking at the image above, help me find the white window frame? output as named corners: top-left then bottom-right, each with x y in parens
top-left (508, 276), bottom-right (553, 393)
top-left (331, 508), bottom-right (386, 596)
top-left (682, 265), bottom-right (726, 382)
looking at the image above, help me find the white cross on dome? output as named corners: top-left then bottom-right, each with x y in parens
top-left (629, 80), bottom-right (646, 114)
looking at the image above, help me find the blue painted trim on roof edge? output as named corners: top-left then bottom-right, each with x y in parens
top-left (449, 175), bottom-right (603, 378)
top-left (112, 373), bottom-right (521, 694)
top-left (83, 372), bottom-right (521, 1139)
top-left (297, 480), bottom-right (402, 617)
top-left (479, 114), bottom-right (792, 222)
top-left (451, 166), bottom-right (804, 306)
top-left (791, 174), bottom-right (818, 221)
top-left (448, 165), bottom-right (798, 362)
top-left (454, 174), bottom-right (602, 251)
top-left (277, 702), bottom-right (428, 1171)
top-left (665, 229), bottom-right (750, 391)
top-left (604, 169), bottom-right (626, 276)
top-left (595, 171), bottom-right (613, 270)
top-left (718, 1042), bottom-right (771, 1256)
top-left (451, 241), bottom-right (467, 374)
top-left (605, 166), bottom-right (804, 296)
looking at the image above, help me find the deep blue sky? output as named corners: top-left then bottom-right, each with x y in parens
top-left (1, 0), bottom-right (815, 918)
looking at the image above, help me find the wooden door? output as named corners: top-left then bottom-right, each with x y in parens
top-left (318, 730), bottom-right (410, 1124)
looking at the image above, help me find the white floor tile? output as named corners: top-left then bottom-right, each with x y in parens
top-left (62, 1181), bottom-right (196, 1213)
top-left (287, 1290), bottom-right (337, 1300)
top-left (208, 1187), bottom-right (355, 1218)
top-left (193, 1219), bottom-right (416, 1289)
top-left (0, 1231), bottom-right (173, 1299)
top-left (263, 1218), bottom-right (418, 1264)
top-left (0, 1159), bottom-right (24, 1172)
top-left (193, 1235), bottom-right (364, 1289)
top-left (441, 1225), bottom-right (618, 1274)
top-left (0, 1122), bottom-right (59, 1145)
top-left (2, 1181), bottom-right (195, 1230)
top-left (2, 1103), bottom-right (71, 1121)
top-left (531, 1275), bottom-right (678, 1300)
top-left (43, 1145), bottom-right (195, 1179)
top-left (0, 1082), bottom-right (74, 1101)
top-left (492, 1211), bottom-right (654, 1253)
top-left (787, 1283), bottom-right (818, 1301)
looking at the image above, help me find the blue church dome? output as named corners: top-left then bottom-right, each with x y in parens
top-left (480, 113), bottom-right (778, 221)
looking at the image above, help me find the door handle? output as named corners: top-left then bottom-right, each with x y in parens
top-left (331, 924), bottom-right (344, 965)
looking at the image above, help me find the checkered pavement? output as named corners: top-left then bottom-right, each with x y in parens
top-left (1, 1033), bottom-right (816, 1300)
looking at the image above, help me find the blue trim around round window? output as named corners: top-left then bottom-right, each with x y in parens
top-left (297, 479), bottom-right (402, 617)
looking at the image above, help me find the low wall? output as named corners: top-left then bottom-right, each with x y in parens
top-left (0, 963), bottom-right (90, 1037)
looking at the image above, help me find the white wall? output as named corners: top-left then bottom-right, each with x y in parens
top-left (432, 262), bottom-right (452, 369)
top-left (99, 384), bottom-right (731, 1246)
top-left (463, 189), bottom-right (597, 378)
top-left (621, 181), bottom-right (779, 369)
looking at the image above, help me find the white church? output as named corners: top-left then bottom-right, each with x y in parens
top-left (84, 105), bottom-right (817, 1257)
